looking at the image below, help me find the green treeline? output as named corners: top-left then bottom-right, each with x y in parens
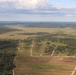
top-left (0, 40), bottom-right (18, 75)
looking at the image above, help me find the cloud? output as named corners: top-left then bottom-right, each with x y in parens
top-left (0, 0), bottom-right (50, 9)
top-left (0, 0), bottom-right (54, 14)
top-left (65, 14), bottom-right (73, 17)
top-left (0, 0), bottom-right (76, 17)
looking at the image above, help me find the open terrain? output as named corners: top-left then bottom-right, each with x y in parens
top-left (0, 23), bottom-right (76, 75)
top-left (15, 56), bottom-right (76, 75)
top-left (14, 33), bottom-right (76, 75)
top-left (0, 25), bottom-right (76, 39)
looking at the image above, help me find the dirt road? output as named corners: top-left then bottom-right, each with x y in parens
top-left (51, 46), bottom-right (57, 56)
top-left (71, 66), bottom-right (76, 75)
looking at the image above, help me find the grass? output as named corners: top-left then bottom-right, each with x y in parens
top-left (15, 56), bottom-right (76, 75)
top-left (50, 42), bottom-right (67, 46)
top-left (1, 25), bottom-right (76, 75)
top-left (15, 40), bottom-right (76, 75)
top-left (0, 25), bottom-right (76, 40)
top-left (74, 71), bottom-right (76, 75)
top-left (27, 63), bottom-right (62, 70)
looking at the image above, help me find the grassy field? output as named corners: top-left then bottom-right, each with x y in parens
top-left (0, 25), bottom-right (76, 75)
top-left (15, 55), bottom-right (76, 75)
top-left (14, 40), bottom-right (76, 75)
top-left (0, 25), bottom-right (76, 39)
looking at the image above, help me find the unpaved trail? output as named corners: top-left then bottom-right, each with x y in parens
top-left (51, 46), bottom-right (57, 56)
top-left (12, 41), bottom-right (21, 75)
top-left (12, 69), bottom-right (15, 75)
top-left (12, 57), bottom-right (16, 75)
top-left (30, 44), bottom-right (33, 56)
top-left (71, 66), bottom-right (76, 75)
top-left (30, 40), bottom-right (34, 56)
top-left (18, 41), bottom-right (26, 53)
top-left (18, 47), bottom-right (20, 51)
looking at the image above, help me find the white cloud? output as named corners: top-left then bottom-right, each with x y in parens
top-left (65, 14), bottom-right (73, 17)
top-left (0, 0), bottom-right (50, 9)
top-left (0, 0), bottom-right (76, 17)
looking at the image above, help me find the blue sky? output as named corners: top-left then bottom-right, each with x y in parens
top-left (0, 0), bottom-right (76, 22)
top-left (51, 0), bottom-right (76, 8)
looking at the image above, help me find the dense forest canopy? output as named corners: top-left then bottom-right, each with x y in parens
top-left (0, 40), bottom-right (18, 75)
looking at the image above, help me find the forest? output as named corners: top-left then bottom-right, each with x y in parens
top-left (0, 26), bottom-right (20, 34)
top-left (0, 40), bottom-right (18, 75)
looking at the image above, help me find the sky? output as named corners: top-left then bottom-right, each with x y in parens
top-left (0, 0), bottom-right (76, 22)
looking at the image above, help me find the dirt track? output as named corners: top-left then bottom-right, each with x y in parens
top-left (71, 66), bottom-right (76, 75)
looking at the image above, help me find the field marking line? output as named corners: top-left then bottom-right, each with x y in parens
top-left (71, 66), bottom-right (76, 75)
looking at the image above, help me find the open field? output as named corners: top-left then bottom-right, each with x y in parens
top-left (15, 55), bottom-right (76, 75)
top-left (0, 25), bottom-right (76, 39)
top-left (14, 37), bottom-right (76, 75)
top-left (0, 24), bottom-right (76, 75)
